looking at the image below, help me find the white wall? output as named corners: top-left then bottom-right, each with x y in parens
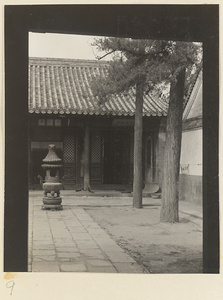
top-left (180, 128), bottom-right (202, 176)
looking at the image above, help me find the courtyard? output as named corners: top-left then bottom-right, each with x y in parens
top-left (28, 191), bottom-right (202, 273)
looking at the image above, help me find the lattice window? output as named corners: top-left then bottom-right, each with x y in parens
top-left (63, 135), bottom-right (76, 163)
top-left (91, 133), bottom-right (102, 163)
top-left (32, 127), bottom-right (62, 141)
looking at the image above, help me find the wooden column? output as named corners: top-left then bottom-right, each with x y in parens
top-left (76, 130), bottom-right (82, 186)
top-left (133, 79), bottom-right (144, 208)
top-left (83, 124), bottom-right (91, 191)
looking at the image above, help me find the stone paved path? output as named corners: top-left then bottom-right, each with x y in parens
top-left (28, 197), bottom-right (148, 273)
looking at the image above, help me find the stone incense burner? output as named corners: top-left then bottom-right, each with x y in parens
top-left (41, 144), bottom-right (63, 210)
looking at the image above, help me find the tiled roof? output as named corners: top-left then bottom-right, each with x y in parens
top-left (183, 70), bottom-right (202, 120)
top-left (28, 58), bottom-right (168, 117)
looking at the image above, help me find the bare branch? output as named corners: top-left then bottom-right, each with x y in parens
top-left (96, 49), bottom-right (117, 60)
top-left (96, 44), bottom-right (164, 61)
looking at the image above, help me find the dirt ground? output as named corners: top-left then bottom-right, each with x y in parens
top-left (86, 204), bottom-right (203, 273)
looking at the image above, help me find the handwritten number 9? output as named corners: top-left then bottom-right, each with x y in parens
top-left (6, 280), bottom-right (15, 295)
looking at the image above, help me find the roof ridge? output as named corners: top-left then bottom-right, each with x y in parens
top-left (29, 57), bottom-right (109, 66)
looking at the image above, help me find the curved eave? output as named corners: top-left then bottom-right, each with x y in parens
top-left (29, 58), bottom-right (169, 118)
top-left (29, 109), bottom-right (167, 117)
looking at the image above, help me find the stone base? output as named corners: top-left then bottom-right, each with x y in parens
top-left (43, 196), bottom-right (62, 205)
top-left (42, 196), bottom-right (63, 210)
top-left (42, 204), bottom-right (63, 210)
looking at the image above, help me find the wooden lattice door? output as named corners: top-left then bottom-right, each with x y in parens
top-left (90, 131), bottom-right (103, 184)
top-left (63, 133), bottom-right (76, 187)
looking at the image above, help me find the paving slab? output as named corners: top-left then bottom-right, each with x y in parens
top-left (29, 194), bottom-right (147, 273)
top-left (33, 255), bottom-right (57, 262)
top-left (56, 247), bottom-right (79, 252)
top-left (79, 250), bottom-right (106, 259)
top-left (85, 259), bottom-right (114, 267)
top-left (87, 266), bottom-right (118, 273)
top-left (29, 191), bottom-right (202, 273)
top-left (105, 251), bottom-right (136, 263)
top-left (33, 249), bottom-right (56, 255)
top-left (33, 244), bottom-right (56, 250)
top-left (32, 261), bottom-right (60, 272)
top-left (60, 263), bottom-right (87, 272)
top-left (113, 262), bottom-right (148, 273)
top-left (57, 252), bottom-right (82, 259)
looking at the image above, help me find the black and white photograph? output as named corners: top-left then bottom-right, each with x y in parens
top-left (3, 2), bottom-right (220, 299)
top-left (27, 32), bottom-right (204, 274)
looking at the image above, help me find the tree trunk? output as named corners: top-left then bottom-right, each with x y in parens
top-left (83, 124), bottom-right (91, 191)
top-left (133, 80), bottom-right (144, 208)
top-left (160, 68), bottom-right (186, 222)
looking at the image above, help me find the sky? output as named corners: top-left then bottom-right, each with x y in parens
top-left (29, 32), bottom-right (202, 62)
top-left (29, 32), bottom-right (105, 60)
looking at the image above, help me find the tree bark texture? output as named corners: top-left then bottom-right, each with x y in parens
top-left (160, 68), bottom-right (186, 222)
top-left (133, 80), bottom-right (144, 208)
top-left (83, 124), bottom-right (91, 191)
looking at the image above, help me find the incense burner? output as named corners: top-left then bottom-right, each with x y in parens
top-left (41, 144), bottom-right (63, 210)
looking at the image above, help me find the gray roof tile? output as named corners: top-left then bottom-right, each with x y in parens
top-left (29, 57), bottom-right (169, 116)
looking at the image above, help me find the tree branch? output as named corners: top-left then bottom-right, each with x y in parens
top-left (96, 46), bottom-right (164, 61)
top-left (96, 49), bottom-right (117, 60)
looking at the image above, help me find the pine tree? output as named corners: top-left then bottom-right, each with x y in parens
top-left (90, 37), bottom-right (201, 215)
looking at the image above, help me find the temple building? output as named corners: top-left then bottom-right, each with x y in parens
top-left (28, 57), bottom-right (202, 203)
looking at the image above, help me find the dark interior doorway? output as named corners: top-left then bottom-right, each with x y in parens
top-left (103, 131), bottom-right (115, 184)
top-left (103, 129), bottom-right (133, 184)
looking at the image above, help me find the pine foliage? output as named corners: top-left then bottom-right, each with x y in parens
top-left (89, 36), bottom-right (202, 212)
top-left (90, 37), bottom-right (202, 102)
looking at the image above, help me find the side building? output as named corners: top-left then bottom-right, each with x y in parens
top-left (180, 71), bottom-right (202, 204)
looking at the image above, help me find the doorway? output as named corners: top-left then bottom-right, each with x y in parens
top-left (103, 131), bottom-right (115, 183)
top-left (103, 129), bottom-right (133, 184)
